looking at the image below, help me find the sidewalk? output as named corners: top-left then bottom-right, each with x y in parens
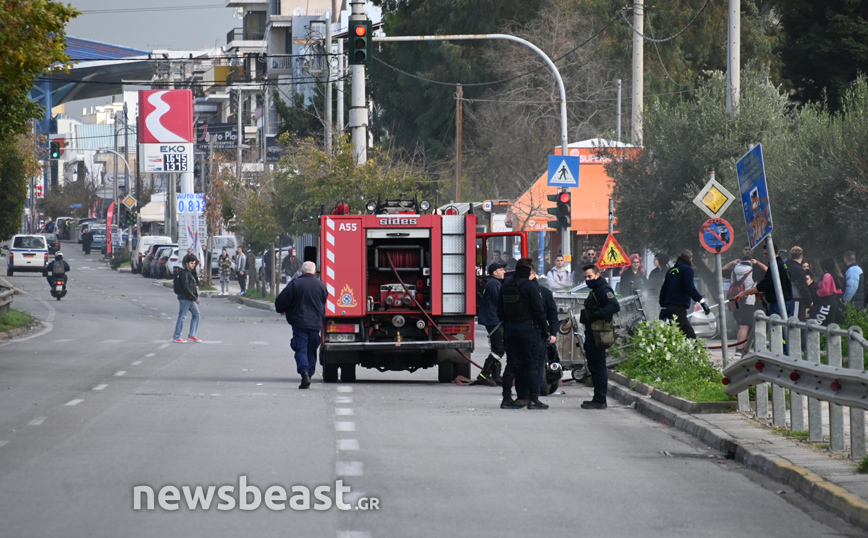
top-left (608, 374), bottom-right (868, 532)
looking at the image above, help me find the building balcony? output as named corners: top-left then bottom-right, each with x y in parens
top-left (225, 28), bottom-right (266, 51)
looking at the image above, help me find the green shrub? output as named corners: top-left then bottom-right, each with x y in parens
top-left (615, 320), bottom-right (733, 402)
top-left (0, 310), bottom-right (33, 332)
top-left (110, 252), bottom-right (131, 269)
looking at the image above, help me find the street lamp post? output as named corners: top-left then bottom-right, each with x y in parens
top-left (98, 148), bottom-right (131, 256)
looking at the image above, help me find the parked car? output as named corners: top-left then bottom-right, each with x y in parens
top-left (39, 233), bottom-right (61, 254)
top-left (3, 234), bottom-right (50, 276)
top-left (152, 246), bottom-right (175, 279)
top-left (131, 235), bottom-right (172, 274)
top-left (165, 248), bottom-right (183, 277)
top-left (209, 235), bottom-right (239, 274)
top-left (142, 243), bottom-right (176, 278)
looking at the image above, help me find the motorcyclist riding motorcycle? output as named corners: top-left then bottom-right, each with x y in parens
top-left (47, 252), bottom-right (70, 299)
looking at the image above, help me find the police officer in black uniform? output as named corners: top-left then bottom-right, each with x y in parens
top-left (498, 258), bottom-right (549, 410)
top-left (536, 271), bottom-right (561, 399)
top-left (579, 264), bottom-right (620, 409)
top-left (659, 248), bottom-right (710, 339)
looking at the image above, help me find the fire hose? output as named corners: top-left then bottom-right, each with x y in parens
top-left (384, 254), bottom-right (483, 376)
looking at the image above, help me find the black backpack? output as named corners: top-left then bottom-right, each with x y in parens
top-left (173, 271), bottom-right (183, 295)
top-left (51, 260), bottom-right (65, 276)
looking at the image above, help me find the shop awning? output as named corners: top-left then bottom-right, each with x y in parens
top-left (510, 139), bottom-right (638, 235)
top-left (139, 200), bottom-right (165, 223)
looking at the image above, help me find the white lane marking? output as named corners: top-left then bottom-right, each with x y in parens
top-left (335, 422), bottom-right (356, 432)
top-left (248, 340), bottom-right (269, 346)
top-left (337, 533), bottom-right (371, 538)
top-left (336, 408), bottom-right (354, 416)
top-left (93, 384), bottom-right (108, 391)
top-left (114, 371), bottom-right (127, 377)
top-left (52, 339), bottom-right (74, 343)
top-left (337, 386), bottom-right (353, 393)
top-left (65, 399), bottom-right (84, 406)
top-left (335, 461), bottom-right (363, 477)
top-left (131, 298), bottom-right (137, 302)
top-left (151, 339), bottom-right (164, 342)
top-left (202, 340), bottom-right (223, 344)
top-left (0, 441), bottom-right (8, 449)
top-left (336, 396), bottom-right (353, 404)
top-left (145, 353), bottom-right (155, 357)
top-left (28, 417), bottom-right (47, 426)
top-left (131, 360), bottom-right (142, 366)
top-left (337, 439), bottom-right (360, 451)
top-left (101, 339), bottom-right (123, 344)
top-left (158, 343), bottom-right (170, 350)
top-left (160, 313), bottom-right (168, 317)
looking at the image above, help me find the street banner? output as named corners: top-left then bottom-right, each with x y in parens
top-left (107, 201), bottom-right (115, 255)
top-left (735, 144), bottom-right (773, 249)
top-left (177, 193), bottom-right (207, 256)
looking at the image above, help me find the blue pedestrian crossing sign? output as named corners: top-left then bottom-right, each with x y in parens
top-left (548, 155), bottom-right (580, 188)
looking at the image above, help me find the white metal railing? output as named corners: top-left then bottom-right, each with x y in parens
top-left (723, 311), bottom-right (868, 459)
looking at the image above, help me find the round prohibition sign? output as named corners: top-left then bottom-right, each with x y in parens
top-left (699, 218), bottom-right (734, 254)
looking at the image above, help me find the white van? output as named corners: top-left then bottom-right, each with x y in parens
top-left (209, 235), bottom-right (239, 273)
top-left (131, 235), bottom-right (172, 274)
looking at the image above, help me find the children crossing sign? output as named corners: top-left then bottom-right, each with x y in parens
top-left (597, 234), bottom-right (630, 269)
top-left (547, 155), bottom-right (580, 187)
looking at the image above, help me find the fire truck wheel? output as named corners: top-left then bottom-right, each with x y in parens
top-left (323, 364), bottom-right (339, 383)
top-left (437, 362), bottom-right (455, 383)
top-left (454, 361), bottom-right (471, 380)
top-left (340, 364), bottom-right (356, 383)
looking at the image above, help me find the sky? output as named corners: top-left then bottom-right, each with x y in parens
top-left (64, 1), bottom-right (238, 51)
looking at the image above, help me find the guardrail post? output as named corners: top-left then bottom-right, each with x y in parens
top-left (737, 313), bottom-right (752, 412)
top-left (754, 313), bottom-right (769, 419)
top-left (769, 315), bottom-right (787, 427)
top-left (806, 320), bottom-right (824, 442)
top-left (827, 324), bottom-right (845, 452)
top-left (848, 327), bottom-right (866, 459)
top-left (787, 317), bottom-right (806, 432)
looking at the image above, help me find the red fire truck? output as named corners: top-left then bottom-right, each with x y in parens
top-left (316, 198), bottom-right (526, 383)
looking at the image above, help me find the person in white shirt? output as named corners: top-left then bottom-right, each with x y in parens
top-left (546, 255), bottom-right (571, 292)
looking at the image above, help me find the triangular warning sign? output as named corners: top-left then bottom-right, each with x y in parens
top-left (596, 234), bottom-right (630, 269)
top-left (550, 160), bottom-right (576, 186)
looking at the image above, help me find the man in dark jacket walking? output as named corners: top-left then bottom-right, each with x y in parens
top-left (275, 261), bottom-right (328, 389)
top-left (659, 249), bottom-right (710, 339)
top-left (579, 265), bottom-right (620, 409)
top-left (476, 260), bottom-right (507, 386)
top-left (172, 255), bottom-right (201, 343)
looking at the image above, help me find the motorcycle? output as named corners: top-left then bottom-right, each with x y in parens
top-left (49, 275), bottom-right (68, 301)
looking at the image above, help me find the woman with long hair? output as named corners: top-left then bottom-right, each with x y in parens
top-left (811, 257), bottom-right (844, 325)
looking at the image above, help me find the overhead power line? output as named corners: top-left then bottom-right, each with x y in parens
top-left (618, 0), bottom-right (714, 43)
top-left (80, 4), bottom-right (223, 15)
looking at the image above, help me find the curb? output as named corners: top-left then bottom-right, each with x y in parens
top-left (607, 379), bottom-right (868, 532)
top-left (608, 371), bottom-right (736, 413)
top-left (158, 280), bottom-right (274, 310)
top-left (0, 321), bottom-right (42, 342)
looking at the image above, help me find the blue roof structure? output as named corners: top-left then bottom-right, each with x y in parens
top-left (65, 36), bottom-right (149, 61)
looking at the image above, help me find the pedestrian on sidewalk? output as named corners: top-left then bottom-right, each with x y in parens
top-left (172, 255), bottom-right (201, 343)
top-left (234, 246), bottom-right (248, 295)
top-left (274, 261), bottom-right (328, 389)
top-left (218, 248), bottom-right (232, 295)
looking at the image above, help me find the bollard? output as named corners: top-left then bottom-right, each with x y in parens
top-left (827, 324), bottom-right (845, 452)
top-left (849, 327), bottom-right (866, 459)
top-left (787, 318), bottom-right (806, 432)
top-left (769, 316), bottom-right (787, 427)
top-left (806, 321), bottom-right (824, 443)
top-left (754, 313), bottom-right (769, 419)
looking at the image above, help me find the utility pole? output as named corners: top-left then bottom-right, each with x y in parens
top-left (325, 14), bottom-right (333, 155)
top-left (616, 79), bottom-right (622, 143)
top-left (236, 87), bottom-right (243, 182)
top-left (726, 0), bottom-right (740, 115)
top-left (631, 2), bottom-right (643, 145)
top-left (454, 84), bottom-right (463, 203)
top-left (349, 0), bottom-right (367, 164)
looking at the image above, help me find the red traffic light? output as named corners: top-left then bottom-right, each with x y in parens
top-left (354, 25), bottom-right (367, 37)
top-left (559, 192), bottom-right (570, 204)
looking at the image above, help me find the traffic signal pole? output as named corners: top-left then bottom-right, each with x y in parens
top-left (373, 33), bottom-right (571, 264)
top-left (349, 0), bottom-right (368, 165)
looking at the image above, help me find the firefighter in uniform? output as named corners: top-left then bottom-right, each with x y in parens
top-left (579, 264), bottom-right (620, 409)
top-left (498, 258), bottom-right (549, 410)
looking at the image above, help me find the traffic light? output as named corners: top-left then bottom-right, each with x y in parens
top-left (348, 20), bottom-right (372, 65)
top-left (50, 141), bottom-right (61, 159)
top-left (546, 191), bottom-right (571, 229)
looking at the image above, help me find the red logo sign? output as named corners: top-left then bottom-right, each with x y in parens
top-left (138, 90), bottom-right (194, 143)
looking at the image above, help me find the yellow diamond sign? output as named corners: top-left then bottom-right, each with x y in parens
top-left (122, 195), bottom-right (137, 210)
top-left (693, 178), bottom-right (734, 219)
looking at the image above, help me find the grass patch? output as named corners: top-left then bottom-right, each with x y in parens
top-left (109, 252), bottom-right (131, 269)
top-left (817, 443), bottom-right (830, 450)
top-left (769, 427), bottom-right (810, 441)
top-left (242, 289), bottom-right (276, 302)
top-left (198, 284), bottom-right (217, 291)
top-left (0, 310), bottom-right (33, 332)
top-left (857, 456), bottom-right (868, 474)
top-left (614, 319), bottom-right (734, 402)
